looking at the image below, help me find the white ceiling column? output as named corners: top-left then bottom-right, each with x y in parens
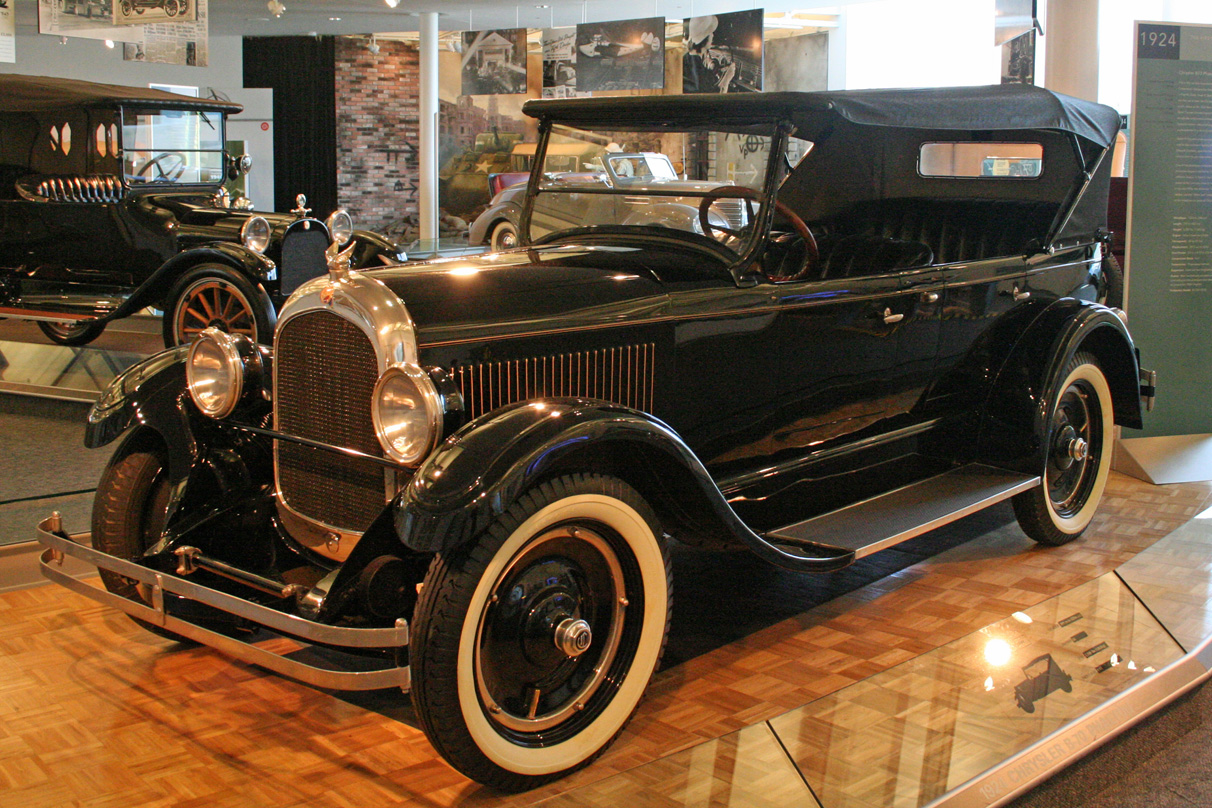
top-left (419, 10), bottom-right (439, 245)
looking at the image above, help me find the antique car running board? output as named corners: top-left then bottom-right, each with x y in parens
top-left (766, 464), bottom-right (1040, 559)
top-left (35, 515), bottom-right (410, 692)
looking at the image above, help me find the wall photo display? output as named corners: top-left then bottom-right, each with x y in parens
top-left (461, 28), bottom-right (529, 96)
top-left (542, 27), bottom-right (584, 98)
top-left (575, 17), bottom-right (664, 92)
top-left (683, 9), bottom-right (763, 94)
top-left (113, 0), bottom-right (197, 26)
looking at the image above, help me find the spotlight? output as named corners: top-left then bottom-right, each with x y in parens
top-left (385, 0), bottom-right (400, 7)
top-left (104, 39), bottom-right (115, 49)
top-left (368, 35), bottom-right (380, 55)
top-left (267, 0), bottom-right (284, 18)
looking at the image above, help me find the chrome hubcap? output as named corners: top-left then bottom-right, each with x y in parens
top-left (554, 617), bottom-right (593, 658)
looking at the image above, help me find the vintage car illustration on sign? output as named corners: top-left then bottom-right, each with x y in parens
top-left (0, 75), bottom-right (401, 348)
top-left (38, 85), bottom-right (1152, 790)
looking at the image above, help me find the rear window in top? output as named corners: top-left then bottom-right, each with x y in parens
top-left (919, 142), bottom-right (1043, 178)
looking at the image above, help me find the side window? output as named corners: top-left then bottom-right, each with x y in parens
top-left (919, 142), bottom-right (1042, 178)
top-left (49, 122), bottom-right (72, 156)
top-left (95, 124), bottom-right (108, 158)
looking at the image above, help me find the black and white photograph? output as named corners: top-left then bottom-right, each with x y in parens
top-left (683, 9), bottom-right (763, 94)
top-left (38, 0), bottom-right (124, 42)
top-left (113, 0), bottom-right (197, 26)
top-left (574, 16), bottom-right (664, 92)
top-left (461, 28), bottom-right (528, 96)
top-left (1001, 29), bottom-right (1035, 84)
top-left (542, 26), bottom-right (583, 98)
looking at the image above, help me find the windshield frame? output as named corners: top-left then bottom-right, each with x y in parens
top-left (118, 105), bottom-right (229, 190)
top-left (520, 117), bottom-right (791, 287)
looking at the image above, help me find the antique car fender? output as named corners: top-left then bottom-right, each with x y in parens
top-left (977, 299), bottom-right (1143, 470)
top-left (118, 242), bottom-right (278, 317)
top-left (468, 196), bottom-right (522, 246)
top-left (350, 229), bottom-right (406, 266)
top-left (393, 398), bottom-right (853, 572)
top-left (85, 347), bottom-right (270, 526)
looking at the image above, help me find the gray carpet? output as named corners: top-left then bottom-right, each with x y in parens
top-left (0, 393), bottom-right (115, 545)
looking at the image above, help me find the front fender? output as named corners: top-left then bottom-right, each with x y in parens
top-left (350, 229), bottom-right (406, 266)
top-left (978, 299), bottom-right (1142, 470)
top-left (393, 398), bottom-right (852, 572)
top-left (86, 346), bottom-right (198, 522)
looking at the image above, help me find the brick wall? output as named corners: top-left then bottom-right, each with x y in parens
top-left (334, 36), bottom-right (419, 239)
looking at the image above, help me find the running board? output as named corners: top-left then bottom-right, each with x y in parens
top-left (765, 464), bottom-right (1040, 560)
top-left (0, 296), bottom-right (126, 323)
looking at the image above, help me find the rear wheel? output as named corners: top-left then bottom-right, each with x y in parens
top-left (38, 320), bottom-right (105, 347)
top-left (410, 474), bottom-right (672, 791)
top-left (490, 221), bottom-right (520, 251)
top-left (92, 450), bottom-right (191, 643)
top-left (1013, 352), bottom-right (1114, 545)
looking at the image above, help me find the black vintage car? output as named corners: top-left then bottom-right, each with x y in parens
top-left (38, 86), bottom-right (1152, 790)
top-left (0, 75), bottom-right (400, 347)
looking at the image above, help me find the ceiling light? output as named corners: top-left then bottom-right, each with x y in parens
top-left (104, 39), bottom-right (115, 48)
top-left (368, 35), bottom-right (381, 55)
top-left (385, 0), bottom-right (400, 7)
top-left (267, 0), bottom-right (285, 18)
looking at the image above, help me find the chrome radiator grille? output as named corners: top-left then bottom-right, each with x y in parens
top-left (712, 198), bottom-right (748, 231)
top-left (279, 227), bottom-right (329, 296)
top-left (454, 344), bottom-right (655, 422)
top-left (275, 310), bottom-right (384, 532)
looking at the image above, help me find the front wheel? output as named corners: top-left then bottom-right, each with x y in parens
top-left (38, 320), bottom-right (106, 347)
top-left (162, 265), bottom-right (275, 348)
top-left (1013, 352), bottom-right (1114, 545)
top-left (410, 474), bottom-right (672, 791)
top-left (92, 449), bottom-right (191, 643)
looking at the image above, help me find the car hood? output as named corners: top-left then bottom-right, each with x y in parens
top-left (135, 190), bottom-right (316, 242)
top-left (363, 245), bottom-right (678, 347)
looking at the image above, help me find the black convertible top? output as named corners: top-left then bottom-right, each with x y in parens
top-left (524, 85), bottom-right (1121, 147)
top-left (0, 74), bottom-right (242, 114)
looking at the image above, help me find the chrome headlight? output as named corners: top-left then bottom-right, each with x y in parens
top-left (241, 216), bottom-right (271, 254)
top-left (372, 364), bottom-right (443, 465)
top-left (325, 209), bottom-right (354, 245)
top-left (187, 327), bottom-right (258, 419)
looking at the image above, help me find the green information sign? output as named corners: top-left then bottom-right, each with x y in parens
top-left (1128, 22), bottom-right (1212, 437)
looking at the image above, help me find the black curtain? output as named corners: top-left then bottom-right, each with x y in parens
top-left (243, 36), bottom-right (337, 215)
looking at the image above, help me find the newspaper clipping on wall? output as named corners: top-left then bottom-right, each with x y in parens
top-left (0, 0), bottom-right (15, 64)
top-left (123, 0), bottom-right (208, 66)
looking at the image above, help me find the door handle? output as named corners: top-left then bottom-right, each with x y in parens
top-left (882, 307), bottom-right (904, 324)
top-left (921, 292), bottom-right (940, 303)
top-left (1003, 285), bottom-right (1031, 301)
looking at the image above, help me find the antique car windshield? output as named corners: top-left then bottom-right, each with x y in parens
top-left (527, 122), bottom-right (779, 258)
top-left (121, 107), bottom-right (227, 186)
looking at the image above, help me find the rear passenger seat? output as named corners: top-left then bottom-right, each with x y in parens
top-left (814, 198), bottom-right (1060, 278)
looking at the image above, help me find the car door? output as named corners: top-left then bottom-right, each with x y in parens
top-left (768, 268), bottom-right (938, 460)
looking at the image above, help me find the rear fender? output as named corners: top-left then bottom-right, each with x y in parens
top-left (393, 398), bottom-right (852, 572)
top-left (978, 300), bottom-right (1142, 471)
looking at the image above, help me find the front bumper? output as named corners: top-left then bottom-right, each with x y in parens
top-left (35, 514), bottom-right (410, 692)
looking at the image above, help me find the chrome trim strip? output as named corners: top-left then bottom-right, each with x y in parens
top-left (35, 519), bottom-right (410, 692)
top-left (719, 419), bottom-right (942, 495)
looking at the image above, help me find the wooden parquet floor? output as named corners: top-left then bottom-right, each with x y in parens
top-left (1, 471), bottom-right (1209, 808)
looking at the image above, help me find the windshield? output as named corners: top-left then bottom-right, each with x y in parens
top-left (527, 122), bottom-right (779, 258)
top-left (121, 107), bottom-right (226, 186)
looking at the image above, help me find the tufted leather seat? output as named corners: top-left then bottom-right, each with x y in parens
top-left (832, 198), bottom-right (1060, 265)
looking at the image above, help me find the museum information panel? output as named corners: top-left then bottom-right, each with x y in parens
top-left (1129, 22), bottom-right (1212, 437)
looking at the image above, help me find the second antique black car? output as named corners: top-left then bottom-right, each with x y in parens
top-left (0, 75), bottom-right (401, 347)
top-left (38, 85), bottom-right (1152, 791)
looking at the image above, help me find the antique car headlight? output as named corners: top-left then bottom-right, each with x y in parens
top-left (326, 209), bottom-right (354, 245)
top-left (187, 327), bottom-right (256, 419)
top-left (372, 364), bottom-right (443, 465)
top-left (241, 216), bottom-right (271, 254)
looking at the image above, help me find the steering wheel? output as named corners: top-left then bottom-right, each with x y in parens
top-left (698, 186), bottom-right (819, 282)
top-left (137, 152), bottom-right (187, 181)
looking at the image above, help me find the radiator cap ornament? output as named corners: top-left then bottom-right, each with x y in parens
top-left (325, 238), bottom-right (357, 283)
